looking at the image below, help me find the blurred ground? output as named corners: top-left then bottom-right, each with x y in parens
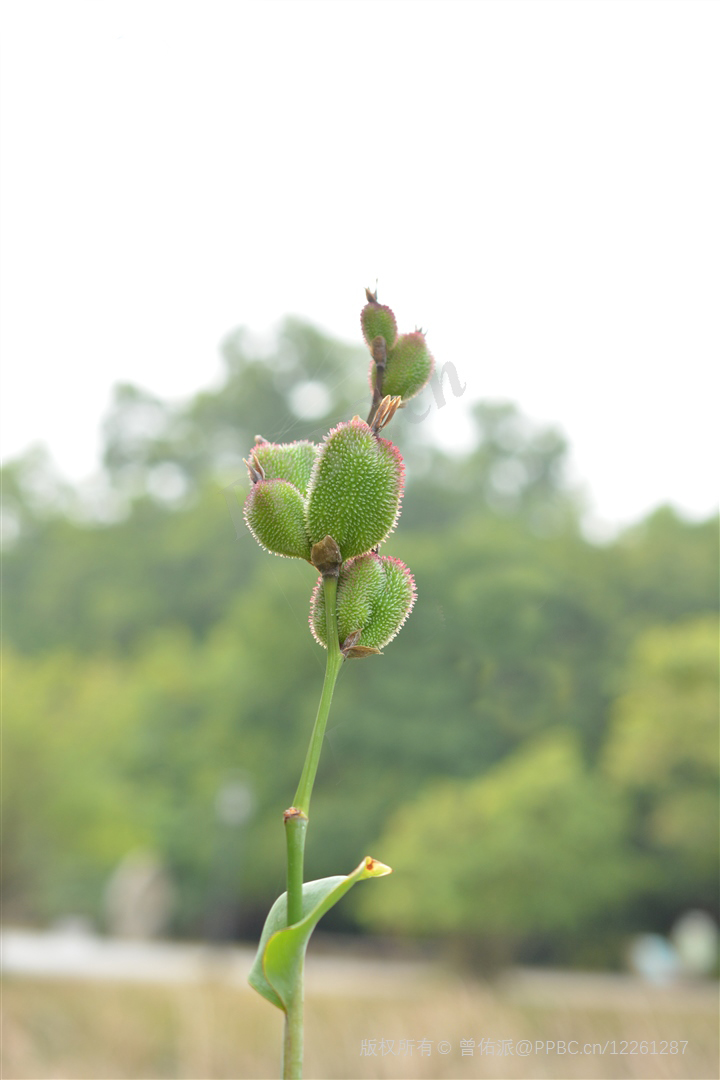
top-left (1, 927), bottom-right (437, 996)
top-left (2, 930), bottom-right (717, 1080)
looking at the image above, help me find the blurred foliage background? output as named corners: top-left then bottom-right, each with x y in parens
top-left (2, 318), bottom-right (718, 969)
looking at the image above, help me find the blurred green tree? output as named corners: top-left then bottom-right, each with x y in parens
top-left (2, 649), bottom-right (146, 921)
top-left (2, 318), bottom-right (717, 954)
top-left (101, 319), bottom-right (368, 496)
top-left (354, 732), bottom-right (635, 966)
top-left (603, 616), bottom-right (720, 915)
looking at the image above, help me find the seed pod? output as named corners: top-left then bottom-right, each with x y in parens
top-left (310, 553), bottom-right (416, 652)
top-left (371, 331), bottom-right (434, 403)
top-left (244, 479), bottom-right (312, 561)
top-left (361, 301), bottom-right (398, 352)
top-left (304, 418), bottom-right (404, 560)
top-left (251, 440), bottom-right (317, 496)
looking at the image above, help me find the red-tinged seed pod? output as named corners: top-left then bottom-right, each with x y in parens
top-left (244, 479), bottom-right (312, 561)
top-left (251, 439), bottom-right (318, 497)
top-left (304, 418), bottom-right (404, 561)
top-left (361, 301), bottom-right (398, 352)
top-left (309, 553), bottom-right (417, 652)
top-left (371, 331), bottom-right (434, 403)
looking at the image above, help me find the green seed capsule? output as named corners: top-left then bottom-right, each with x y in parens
top-left (304, 418), bottom-right (404, 560)
top-left (310, 553), bottom-right (416, 651)
top-left (372, 331), bottom-right (434, 402)
top-left (251, 439), bottom-right (317, 496)
top-left (244, 479), bottom-right (312, 561)
top-left (361, 302), bottom-right (398, 351)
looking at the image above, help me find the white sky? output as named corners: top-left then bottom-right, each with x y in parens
top-left (1, 0), bottom-right (718, 532)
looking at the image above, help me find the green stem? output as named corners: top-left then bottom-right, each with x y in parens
top-left (283, 979), bottom-right (304, 1080)
top-left (285, 811), bottom-right (307, 925)
top-left (293, 574), bottom-right (343, 815)
top-left (282, 572), bottom-right (343, 1080)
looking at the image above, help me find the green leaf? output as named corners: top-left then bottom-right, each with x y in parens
top-left (248, 855), bottom-right (391, 1010)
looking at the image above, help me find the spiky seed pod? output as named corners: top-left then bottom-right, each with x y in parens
top-left (244, 479), bottom-right (312, 561)
top-left (304, 418), bottom-right (404, 560)
top-left (361, 301), bottom-right (398, 352)
top-left (371, 331), bottom-right (435, 403)
top-left (310, 553), bottom-right (417, 652)
top-left (251, 440), bottom-right (317, 496)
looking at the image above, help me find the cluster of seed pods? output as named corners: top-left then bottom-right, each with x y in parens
top-left (243, 291), bottom-right (435, 657)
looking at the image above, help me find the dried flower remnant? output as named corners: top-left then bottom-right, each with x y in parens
top-left (369, 395), bottom-right (403, 435)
